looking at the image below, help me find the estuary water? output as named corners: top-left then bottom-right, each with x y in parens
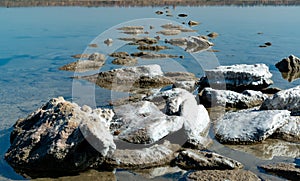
top-left (0, 6), bottom-right (300, 180)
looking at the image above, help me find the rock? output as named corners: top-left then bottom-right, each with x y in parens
top-left (215, 109), bottom-right (290, 144)
top-left (173, 149), bottom-right (243, 170)
top-left (88, 43), bottom-right (98, 48)
top-left (120, 37), bottom-right (158, 45)
top-left (198, 64), bottom-right (273, 92)
top-left (228, 138), bottom-right (300, 160)
top-left (260, 85), bottom-right (300, 115)
top-left (178, 13), bottom-right (188, 17)
top-left (133, 166), bottom-right (185, 179)
top-left (186, 170), bottom-right (261, 181)
top-left (131, 51), bottom-right (178, 59)
top-left (104, 38), bottom-right (113, 46)
top-left (109, 52), bottom-right (129, 58)
top-left (207, 32), bottom-right (219, 38)
top-left (272, 116), bottom-right (300, 143)
top-left (5, 97), bottom-right (116, 173)
top-left (137, 45), bottom-right (170, 51)
top-left (172, 81), bottom-right (196, 92)
top-left (161, 23), bottom-right (182, 29)
top-left (71, 54), bottom-right (89, 59)
top-left (150, 25), bottom-right (154, 29)
top-left (112, 57), bottom-right (137, 66)
top-left (112, 101), bottom-right (184, 144)
top-left (265, 42), bottom-right (272, 46)
top-left (275, 55), bottom-right (300, 82)
top-left (261, 87), bottom-right (282, 94)
top-left (200, 88), bottom-right (268, 109)
top-left (157, 29), bottom-right (181, 36)
top-left (168, 36), bottom-right (214, 53)
top-left (59, 52), bottom-right (106, 72)
top-left (117, 26), bottom-right (144, 31)
top-left (188, 20), bottom-right (200, 26)
top-left (259, 45), bottom-right (267, 48)
top-left (259, 162), bottom-right (300, 181)
top-left (165, 72), bottom-right (198, 92)
top-left (121, 29), bottom-right (144, 35)
top-left (100, 140), bottom-right (180, 169)
top-left (155, 10), bottom-right (163, 15)
top-left (276, 55), bottom-right (300, 72)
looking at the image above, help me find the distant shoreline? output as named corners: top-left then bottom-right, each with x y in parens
top-left (1, 0), bottom-right (300, 7)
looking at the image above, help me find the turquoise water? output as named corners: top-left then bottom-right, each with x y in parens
top-left (1, 6), bottom-right (300, 180)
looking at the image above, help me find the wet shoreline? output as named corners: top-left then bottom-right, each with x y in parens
top-left (1, 0), bottom-right (300, 8)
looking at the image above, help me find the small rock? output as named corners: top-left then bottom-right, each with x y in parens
top-left (198, 64), bottom-right (273, 92)
top-left (71, 54), bottom-right (89, 59)
top-left (157, 29), bottom-right (181, 36)
top-left (137, 45), bottom-right (170, 51)
top-left (117, 26), bottom-right (144, 31)
top-left (186, 170), bottom-right (261, 181)
top-left (178, 13), bottom-right (188, 17)
top-left (259, 45), bottom-right (267, 48)
top-left (168, 36), bottom-right (213, 53)
top-left (173, 149), bottom-right (243, 170)
top-left (260, 85), bottom-right (300, 115)
top-left (131, 51), bottom-right (178, 59)
top-left (207, 32), bottom-right (219, 38)
top-left (104, 38), bottom-right (113, 46)
top-left (259, 162), bottom-right (300, 181)
top-left (88, 43), bottom-right (98, 48)
top-left (112, 57), bottom-right (137, 66)
top-left (188, 20), bottom-right (200, 26)
top-left (150, 25), bottom-right (154, 29)
top-left (200, 88), bottom-right (268, 109)
top-left (155, 11), bottom-right (163, 15)
top-left (215, 109), bottom-right (290, 144)
top-left (265, 42), bottom-right (272, 46)
top-left (109, 52), bottom-right (130, 58)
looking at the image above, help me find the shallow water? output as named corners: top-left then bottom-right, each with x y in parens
top-left (1, 6), bottom-right (300, 180)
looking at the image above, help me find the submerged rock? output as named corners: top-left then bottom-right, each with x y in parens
top-left (113, 101), bottom-right (184, 144)
top-left (59, 53), bottom-right (106, 72)
top-left (100, 140), bottom-right (180, 169)
top-left (200, 88), bottom-right (268, 109)
top-left (198, 64), bottom-right (273, 92)
top-left (186, 170), bottom-right (261, 181)
top-left (215, 109), bottom-right (290, 144)
top-left (273, 116), bottom-right (300, 143)
top-left (260, 85), bottom-right (300, 115)
top-left (259, 162), bottom-right (300, 181)
top-left (173, 149), bottom-right (243, 170)
top-left (5, 97), bottom-right (116, 173)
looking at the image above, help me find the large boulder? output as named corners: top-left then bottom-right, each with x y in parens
top-left (112, 101), bottom-right (184, 144)
top-left (272, 116), bottom-right (300, 143)
top-left (259, 162), bottom-right (300, 181)
top-left (173, 149), bottom-right (243, 170)
top-left (275, 55), bottom-right (300, 72)
top-left (5, 97), bottom-right (116, 173)
top-left (200, 87), bottom-right (268, 109)
top-left (186, 170), bottom-right (261, 181)
top-left (260, 85), bottom-right (300, 115)
top-left (99, 140), bottom-right (180, 169)
top-left (215, 109), bottom-right (290, 144)
top-left (198, 64), bottom-right (273, 92)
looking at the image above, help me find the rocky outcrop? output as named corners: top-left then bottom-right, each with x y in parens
top-left (5, 97), bottom-right (116, 173)
top-left (112, 101), bottom-right (184, 144)
top-left (260, 85), bottom-right (300, 115)
top-left (167, 36), bottom-right (214, 53)
top-left (59, 53), bottom-right (106, 72)
top-left (276, 55), bottom-right (300, 82)
top-left (272, 116), bottom-right (300, 143)
top-left (186, 170), bottom-right (261, 181)
top-left (215, 109), bottom-right (290, 144)
top-left (228, 138), bottom-right (300, 160)
top-left (173, 149), bottom-right (243, 170)
top-left (99, 141), bottom-right (180, 169)
top-left (259, 162), bottom-right (300, 181)
top-left (200, 88), bottom-right (268, 109)
top-left (198, 64), bottom-right (273, 92)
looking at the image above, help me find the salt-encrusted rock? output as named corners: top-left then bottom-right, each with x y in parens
top-left (131, 51), bottom-right (178, 59)
top-left (198, 64), bottom-right (273, 92)
top-left (165, 72), bottom-right (198, 92)
top-left (215, 109), bottom-right (290, 144)
top-left (186, 170), bottom-right (261, 181)
top-left (259, 162), bottom-right (300, 181)
top-left (200, 88), bottom-right (268, 109)
top-left (157, 29), bottom-right (181, 36)
top-left (79, 64), bottom-right (173, 93)
top-left (5, 97), bottom-right (116, 172)
top-left (59, 52), bottom-right (106, 72)
top-left (228, 138), bottom-right (300, 160)
top-left (100, 140), bottom-right (180, 169)
top-left (273, 116), bottom-right (300, 143)
top-left (260, 85), bottom-right (300, 116)
top-left (113, 101), bottom-right (184, 144)
top-left (112, 56), bottom-right (137, 66)
top-left (145, 88), bottom-right (210, 148)
top-left (172, 81), bottom-right (197, 92)
top-left (117, 26), bottom-right (144, 31)
top-left (275, 55), bottom-right (300, 72)
top-left (168, 36), bottom-right (213, 53)
top-left (173, 149), bottom-right (243, 170)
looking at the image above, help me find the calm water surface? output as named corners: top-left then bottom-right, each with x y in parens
top-left (0, 6), bottom-right (300, 180)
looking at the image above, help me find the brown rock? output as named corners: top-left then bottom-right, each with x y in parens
top-left (186, 170), bottom-right (261, 181)
top-left (207, 32), bottom-right (219, 38)
top-left (259, 162), bottom-right (300, 181)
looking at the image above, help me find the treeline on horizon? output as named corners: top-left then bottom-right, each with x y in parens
top-left (1, 0), bottom-right (300, 7)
